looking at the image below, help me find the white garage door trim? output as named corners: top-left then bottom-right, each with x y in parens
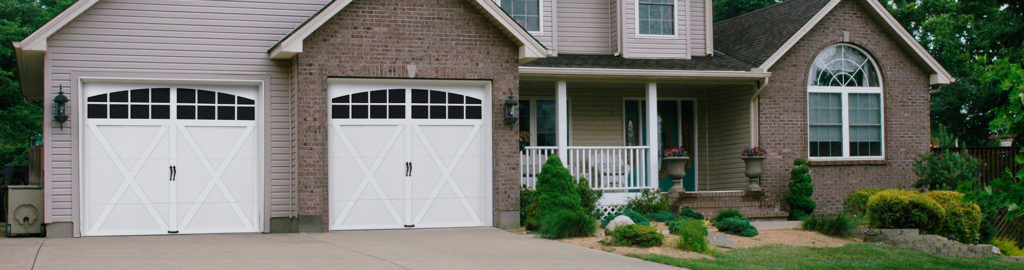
top-left (327, 78), bottom-right (493, 230)
top-left (77, 78), bottom-right (265, 236)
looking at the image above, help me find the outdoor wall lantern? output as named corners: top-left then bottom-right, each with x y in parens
top-left (53, 85), bottom-right (69, 129)
top-left (504, 94), bottom-right (519, 125)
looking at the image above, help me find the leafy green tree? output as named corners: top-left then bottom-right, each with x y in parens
top-left (0, 0), bottom-right (76, 167)
top-left (712, 0), bottom-right (779, 22)
top-left (982, 50), bottom-right (1024, 219)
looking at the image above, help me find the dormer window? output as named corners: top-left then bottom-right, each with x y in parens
top-left (499, 0), bottom-right (541, 32)
top-left (638, 0), bottom-right (675, 36)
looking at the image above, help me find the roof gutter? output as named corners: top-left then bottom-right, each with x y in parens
top-left (13, 41), bottom-right (46, 101)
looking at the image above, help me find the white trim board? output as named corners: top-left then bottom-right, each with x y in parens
top-left (755, 0), bottom-right (953, 85)
top-left (494, 0), bottom-right (545, 36)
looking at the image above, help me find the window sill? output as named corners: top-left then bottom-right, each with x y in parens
top-left (807, 159), bottom-right (888, 166)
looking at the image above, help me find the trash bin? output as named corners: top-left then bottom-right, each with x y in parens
top-left (5, 185), bottom-right (44, 237)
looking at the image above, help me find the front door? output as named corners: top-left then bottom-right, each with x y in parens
top-left (624, 99), bottom-right (697, 192)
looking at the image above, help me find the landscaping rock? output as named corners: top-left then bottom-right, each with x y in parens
top-left (863, 228), bottom-right (1000, 258)
top-left (709, 234), bottom-right (737, 249)
top-left (605, 215), bottom-right (634, 231)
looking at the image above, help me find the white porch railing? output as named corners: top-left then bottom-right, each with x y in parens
top-left (520, 146), bottom-right (652, 191)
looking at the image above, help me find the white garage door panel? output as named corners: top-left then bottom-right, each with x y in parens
top-left (82, 83), bottom-right (261, 236)
top-left (329, 81), bottom-right (492, 231)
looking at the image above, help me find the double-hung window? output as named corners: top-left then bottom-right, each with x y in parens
top-left (638, 0), bottom-right (675, 36)
top-left (500, 0), bottom-right (541, 32)
top-left (807, 44), bottom-right (884, 159)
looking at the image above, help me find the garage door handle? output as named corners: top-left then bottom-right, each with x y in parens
top-left (169, 166), bottom-right (173, 181)
top-left (405, 162), bottom-right (411, 177)
top-left (171, 166), bottom-right (177, 181)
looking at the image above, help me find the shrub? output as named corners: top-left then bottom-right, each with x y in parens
top-left (520, 186), bottom-right (536, 227)
top-left (992, 238), bottom-right (1024, 257)
top-left (539, 209), bottom-right (597, 239)
top-left (527, 155), bottom-right (586, 233)
top-left (866, 189), bottom-right (946, 234)
top-left (577, 177), bottom-right (603, 218)
top-left (715, 217), bottom-right (758, 237)
top-left (712, 208), bottom-right (743, 225)
top-left (913, 150), bottom-right (981, 191)
top-left (844, 188), bottom-right (887, 216)
top-left (626, 189), bottom-right (670, 215)
top-left (646, 211), bottom-right (679, 223)
top-left (600, 209), bottom-right (650, 227)
top-left (669, 218), bottom-right (709, 253)
top-left (608, 224), bottom-right (664, 247)
top-left (802, 213), bottom-right (858, 237)
top-left (786, 158), bottom-right (815, 220)
top-left (924, 191), bottom-right (982, 243)
top-left (679, 206), bottom-right (705, 220)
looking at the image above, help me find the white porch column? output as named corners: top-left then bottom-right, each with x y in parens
top-left (646, 82), bottom-right (659, 190)
top-left (556, 81), bottom-right (569, 167)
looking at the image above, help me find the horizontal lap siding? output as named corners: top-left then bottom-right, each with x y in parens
top-left (705, 86), bottom-right (752, 191)
top-left (688, 0), bottom-right (706, 56)
top-left (623, 0), bottom-right (688, 58)
top-left (556, 0), bottom-right (611, 54)
top-left (45, 0), bottom-right (328, 223)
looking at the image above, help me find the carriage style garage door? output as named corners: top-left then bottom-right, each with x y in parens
top-left (328, 80), bottom-right (492, 230)
top-left (81, 82), bottom-right (261, 236)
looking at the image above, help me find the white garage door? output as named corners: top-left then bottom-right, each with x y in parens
top-left (328, 80), bottom-right (492, 230)
top-left (81, 82), bottom-right (261, 236)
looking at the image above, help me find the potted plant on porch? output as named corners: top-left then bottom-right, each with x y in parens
top-left (740, 147), bottom-right (767, 192)
top-left (662, 147), bottom-right (690, 194)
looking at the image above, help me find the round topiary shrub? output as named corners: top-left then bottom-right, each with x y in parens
top-left (786, 158), bottom-right (815, 220)
top-left (866, 189), bottom-right (946, 233)
top-left (924, 191), bottom-right (982, 243)
top-left (607, 224), bottom-right (664, 247)
top-left (539, 209), bottom-right (597, 239)
top-left (844, 188), bottom-right (887, 216)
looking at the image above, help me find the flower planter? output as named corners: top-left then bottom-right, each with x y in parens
top-left (741, 156), bottom-right (766, 192)
top-left (663, 156), bottom-right (690, 194)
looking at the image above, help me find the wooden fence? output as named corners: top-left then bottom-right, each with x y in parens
top-left (931, 146), bottom-right (1024, 244)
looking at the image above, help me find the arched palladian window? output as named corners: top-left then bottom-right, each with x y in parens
top-left (807, 44), bottom-right (883, 159)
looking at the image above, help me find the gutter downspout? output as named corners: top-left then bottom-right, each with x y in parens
top-left (616, 0), bottom-right (625, 57)
top-left (750, 76), bottom-right (770, 147)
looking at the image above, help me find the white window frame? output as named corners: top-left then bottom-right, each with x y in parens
top-left (807, 44), bottom-right (885, 161)
top-left (634, 0), bottom-right (678, 38)
top-left (520, 96), bottom-right (568, 146)
top-left (496, 0), bottom-right (544, 35)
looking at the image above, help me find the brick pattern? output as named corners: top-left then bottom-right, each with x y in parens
top-left (758, 1), bottom-right (931, 215)
top-left (294, 0), bottom-right (521, 231)
top-left (676, 191), bottom-right (787, 218)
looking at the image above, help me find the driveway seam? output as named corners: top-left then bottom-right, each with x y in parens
top-left (30, 238), bottom-right (45, 270)
top-left (301, 233), bottom-right (410, 270)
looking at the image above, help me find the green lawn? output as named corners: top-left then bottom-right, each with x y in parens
top-left (628, 243), bottom-right (1024, 270)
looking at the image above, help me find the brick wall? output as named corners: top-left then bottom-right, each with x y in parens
top-left (295, 0), bottom-right (521, 231)
top-left (759, 1), bottom-right (931, 214)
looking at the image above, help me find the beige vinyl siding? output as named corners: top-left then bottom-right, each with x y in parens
top-left (556, 0), bottom-right (612, 54)
top-left (623, 0), bottom-right (689, 58)
top-left (610, 0), bottom-right (620, 54)
top-left (45, 0), bottom-right (326, 224)
top-left (688, 0), bottom-right (707, 56)
top-left (704, 85), bottom-right (754, 191)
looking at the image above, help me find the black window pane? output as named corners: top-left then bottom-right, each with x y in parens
top-left (519, 100), bottom-right (530, 132)
top-left (110, 105), bottom-right (129, 119)
top-left (218, 106), bottom-right (235, 120)
top-left (197, 90), bottom-right (216, 104)
top-left (177, 89), bottom-right (196, 103)
top-left (152, 105), bottom-right (170, 119)
top-left (430, 91), bottom-right (446, 104)
top-left (430, 105), bottom-right (446, 119)
top-left (448, 106), bottom-right (464, 119)
top-left (370, 105), bottom-right (387, 119)
top-left (466, 97), bottom-right (482, 104)
top-left (371, 90), bottom-right (387, 103)
top-left (237, 107), bottom-right (255, 121)
top-left (218, 93), bottom-right (235, 104)
top-left (87, 94), bottom-right (107, 102)
top-left (151, 88), bottom-right (170, 103)
top-left (389, 105), bottom-right (404, 119)
top-left (351, 105), bottom-right (368, 119)
top-left (130, 105), bottom-right (149, 119)
top-left (389, 89), bottom-right (404, 103)
top-left (238, 97), bottom-right (256, 105)
top-left (412, 89), bottom-right (428, 103)
top-left (332, 96), bottom-right (349, 104)
top-left (810, 142), bottom-right (843, 157)
top-left (177, 105), bottom-right (196, 119)
top-left (197, 106), bottom-right (216, 120)
top-left (448, 93), bottom-right (464, 104)
top-left (466, 106), bottom-right (482, 119)
top-left (110, 91), bottom-right (129, 102)
top-left (131, 89), bottom-right (149, 103)
top-left (332, 105), bottom-right (349, 119)
top-left (87, 104), bottom-right (106, 118)
top-left (352, 92), bottom-right (368, 103)
top-left (412, 105), bottom-right (428, 119)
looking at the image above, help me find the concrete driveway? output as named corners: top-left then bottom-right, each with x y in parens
top-left (0, 228), bottom-right (680, 270)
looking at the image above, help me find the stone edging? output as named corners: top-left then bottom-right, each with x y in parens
top-left (863, 229), bottom-right (1000, 258)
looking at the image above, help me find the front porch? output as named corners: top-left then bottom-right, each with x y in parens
top-left (517, 79), bottom-right (785, 217)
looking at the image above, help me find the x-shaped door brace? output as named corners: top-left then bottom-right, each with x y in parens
top-left (176, 125), bottom-right (256, 231)
top-left (411, 124), bottom-right (482, 225)
top-left (87, 125), bottom-right (171, 233)
top-left (331, 124), bottom-right (406, 229)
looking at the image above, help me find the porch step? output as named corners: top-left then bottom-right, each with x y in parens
top-left (676, 191), bottom-right (788, 219)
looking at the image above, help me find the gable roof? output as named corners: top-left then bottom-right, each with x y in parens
top-left (714, 0), bottom-right (954, 85)
top-left (13, 0), bottom-right (101, 100)
top-left (267, 0), bottom-right (548, 63)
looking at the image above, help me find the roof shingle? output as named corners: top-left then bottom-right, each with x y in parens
top-left (713, 0), bottom-right (832, 67)
top-left (522, 53), bottom-right (753, 71)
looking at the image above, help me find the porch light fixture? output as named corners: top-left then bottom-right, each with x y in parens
top-left (52, 85), bottom-right (69, 129)
top-left (504, 94), bottom-right (519, 125)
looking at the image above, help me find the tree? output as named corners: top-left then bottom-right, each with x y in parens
top-left (712, 0), bottom-right (779, 22)
top-left (980, 50), bottom-right (1024, 220)
top-left (0, 0), bottom-right (76, 167)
